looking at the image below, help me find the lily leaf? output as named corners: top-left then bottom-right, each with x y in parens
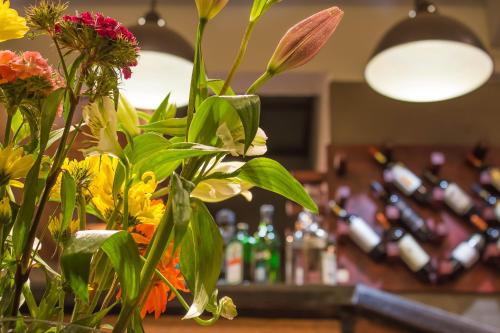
top-left (61, 230), bottom-right (141, 303)
top-left (140, 118), bottom-right (187, 136)
top-left (150, 93), bottom-right (177, 123)
top-left (171, 173), bottom-right (193, 251)
top-left (207, 79), bottom-right (235, 96)
top-left (180, 200), bottom-right (223, 319)
top-left (234, 158), bottom-right (317, 212)
top-left (188, 95), bottom-right (260, 154)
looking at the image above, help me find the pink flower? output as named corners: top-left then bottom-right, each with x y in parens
top-left (80, 12), bottom-right (95, 26)
top-left (267, 7), bottom-right (343, 74)
top-left (122, 67), bottom-right (132, 80)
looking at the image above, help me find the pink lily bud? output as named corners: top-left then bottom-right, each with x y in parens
top-left (195, 0), bottom-right (230, 20)
top-left (267, 7), bottom-right (343, 74)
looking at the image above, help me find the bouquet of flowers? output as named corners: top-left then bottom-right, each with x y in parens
top-left (0, 0), bottom-right (343, 331)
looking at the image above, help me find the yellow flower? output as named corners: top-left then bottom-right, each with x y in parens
top-left (51, 157), bottom-right (94, 201)
top-left (48, 214), bottom-right (79, 242)
top-left (0, 146), bottom-right (35, 187)
top-left (0, 197), bottom-right (12, 225)
top-left (87, 155), bottom-right (118, 218)
top-left (128, 172), bottom-right (165, 225)
top-left (191, 160), bottom-right (253, 203)
top-left (0, 1), bottom-right (29, 43)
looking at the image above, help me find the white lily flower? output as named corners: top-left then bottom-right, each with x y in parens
top-left (216, 123), bottom-right (268, 157)
top-left (191, 160), bottom-right (253, 203)
top-left (83, 97), bottom-right (123, 157)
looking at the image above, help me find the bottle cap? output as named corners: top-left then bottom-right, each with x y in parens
top-left (236, 222), bottom-right (249, 231)
top-left (260, 204), bottom-right (275, 216)
top-left (215, 209), bottom-right (236, 226)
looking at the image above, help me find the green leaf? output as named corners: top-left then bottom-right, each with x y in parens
top-left (171, 173), bottom-right (193, 251)
top-left (124, 132), bottom-right (171, 165)
top-left (61, 303), bottom-right (116, 332)
top-left (61, 230), bottom-right (141, 303)
top-left (60, 171), bottom-right (77, 232)
top-left (40, 89), bottom-right (65, 150)
top-left (150, 93), bottom-right (177, 123)
top-left (235, 158), bottom-right (317, 212)
top-left (12, 155), bottom-right (42, 258)
top-left (117, 95), bottom-right (140, 137)
top-left (207, 79), bottom-right (235, 96)
top-left (180, 200), bottom-right (223, 319)
top-left (133, 142), bottom-right (226, 182)
top-left (113, 162), bottom-right (125, 203)
top-left (188, 95), bottom-right (260, 154)
top-left (140, 118), bottom-right (187, 136)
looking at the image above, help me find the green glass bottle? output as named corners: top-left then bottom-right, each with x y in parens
top-left (225, 222), bottom-right (254, 284)
top-left (252, 205), bottom-right (281, 283)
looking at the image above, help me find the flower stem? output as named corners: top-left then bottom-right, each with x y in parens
top-left (3, 111), bottom-right (13, 146)
top-left (186, 18), bottom-right (208, 135)
top-left (113, 195), bottom-right (175, 333)
top-left (122, 164), bottom-right (131, 229)
top-left (221, 20), bottom-right (257, 95)
top-left (246, 71), bottom-right (273, 94)
top-left (78, 194), bottom-right (87, 230)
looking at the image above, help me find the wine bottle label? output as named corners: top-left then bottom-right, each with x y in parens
top-left (348, 217), bottom-right (382, 253)
top-left (321, 251), bottom-right (337, 285)
top-left (294, 267), bottom-right (304, 285)
top-left (495, 204), bottom-right (500, 222)
top-left (225, 242), bottom-right (243, 284)
top-left (391, 164), bottom-right (422, 196)
top-left (255, 265), bottom-right (267, 282)
top-left (395, 200), bottom-right (425, 232)
top-left (451, 243), bottom-right (479, 269)
top-left (444, 183), bottom-right (473, 216)
top-left (398, 234), bottom-right (430, 272)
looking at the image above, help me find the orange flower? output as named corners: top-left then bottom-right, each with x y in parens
top-left (129, 223), bottom-right (189, 319)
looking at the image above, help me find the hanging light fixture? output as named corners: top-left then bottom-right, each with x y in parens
top-left (365, 0), bottom-right (494, 103)
top-left (121, 0), bottom-right (194, 110)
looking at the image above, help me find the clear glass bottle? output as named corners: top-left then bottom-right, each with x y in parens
top-left (225, 222), bottom-right (254, 284)
top-left (216, 209), bottom-right (236, 281)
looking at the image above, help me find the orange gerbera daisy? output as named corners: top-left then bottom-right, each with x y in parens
top-left (130, 223), bottom-right (189, 319)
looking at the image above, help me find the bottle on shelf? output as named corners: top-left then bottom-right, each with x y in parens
top-left (216, 209), bottom-right (237, 280)
top-left (472, 184), bottom-right (500, 224)
top-left (225, 222), bottom-right (254, 285)
top-left (375, 211), bottom-right (437, 283)
top-left (369, 147), bottom-right (430, 205)
top-left (423, 171), bottom-right (490, 231)
top-left (285, 210), bottom-right (337, 286)
top-left (371, 181), bottom-right (434, 242)
top-left (445, 233), bottom-right (486, 281)
top-left (466, 143), bottom-right (500, 195)
top-left (252, 205), bottom-right (281, 283)
top-left (329, 200), bottom-right (386, 261)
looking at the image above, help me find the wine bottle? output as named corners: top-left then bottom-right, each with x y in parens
top-left (472, 184), bottom-right (500, 224)
top-left (447, 233), bottom-right (485, 280)
top-left (225, 222), bottom-right (253, 284)
top-left (371, 181), bottom-right (433, 242)
top-left (329, 200), bottom-right (386, 261)
top-left (369, 147), bottom-right (430, 205)
top-left (424, 172), bottom-right (489, 230)
top-left (376, 212), bottom-right (436, 283)
top-left (252, 205), bottom-right (281, 283)
top-left (467, 144), bottom-right (500, 195)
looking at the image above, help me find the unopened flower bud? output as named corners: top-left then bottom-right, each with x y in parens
top-left (195, 0), bottom-right (229, 20)
top-left (219, 296), bottom-right (237, 320)
top-left (0, 197), bottom-right (12, 225)
top-left (267, 7), bottom-right (343, 75)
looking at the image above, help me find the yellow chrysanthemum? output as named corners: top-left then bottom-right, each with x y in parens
top-left (128, 172), bottom-right (165, 225)
top-left (87, 155), bottom-right (118, 218)
top-left (0, 196), bottom-right (12, 225)
top-left (48, 214), bottom-right (79, 242)
top-left (0, 146), bottom-right (35, 187)
top-left (0, 1), bottom-right (29, 43)
top-left (51, 157), bottom-right (94, 201)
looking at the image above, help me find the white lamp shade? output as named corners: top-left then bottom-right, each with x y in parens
top-left (120, 50), bottom-right (193, 110)
top-left (365, 40), bottom-right (494, 103)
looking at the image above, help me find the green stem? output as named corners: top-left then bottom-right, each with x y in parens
top-left (3, 111), bottom-right (13, 146)
top-left (78, 194), bottom-right (87, 230)
top-left (246, 71), bottom-right (273, 94)
top-left (122, 165), bottom-right (131, 229)
top-left (186, 18), bottom-right (208, 134)
top-left (113, 196), bottom-right (175, 333)
top-left (221, 20), bottom-right (257, 95)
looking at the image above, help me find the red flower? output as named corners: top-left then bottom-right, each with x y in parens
top-left (122, 67), bottom-right (132, 80)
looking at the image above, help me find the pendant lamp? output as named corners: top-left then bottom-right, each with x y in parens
top-left (121, 0), bottom-right (194, 110)
top-left (365, 0), bottom-right (494, 103)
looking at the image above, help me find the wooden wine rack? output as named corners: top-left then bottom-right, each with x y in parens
top-left (326, 145), bottom-right (500, 293)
